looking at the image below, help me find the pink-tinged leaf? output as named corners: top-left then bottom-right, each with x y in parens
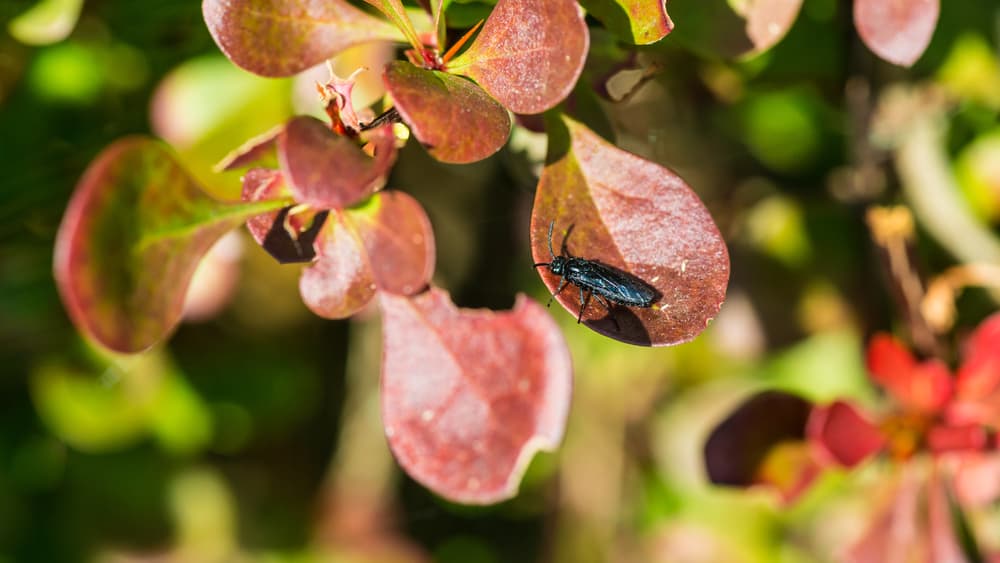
top-left (704, 391), bottom-right (814, 500)
top-left (300, 191), bottom-right (434, 318)
top-left (202, 0), bottom-right (404, 77)
top-left (742, 0), bottom-right (803, 52)
top-left (380, 288), bottom-right (572, 504)
top-left (807, 400), bottom-right (884, 467)
top-left (54, 138), bottom-right (290, 353)
top-left (278, 116), bottom-right (396, 209)
top-left (853, 0), bottom-right (940, 67)
top-left (577, 0), bottom-right (673, 45)
top-left (384, 61), bottom-right (511, 164)
top-left (447, 0), bottom-right (589, 114)
top-left (866, 334), bottom-right (953, 413)
top-left (532, 116), bottom-right (729, 346)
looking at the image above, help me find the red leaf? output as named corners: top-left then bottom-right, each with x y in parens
top-left (807, 400), bottom-right (884, 467)
top-left (54, 138), bottom-right (288, 353)
top-left (300, 191), bottom-right (434, 319)
top-left (380, 288), bottom-right (572, 504)
top-left (278, 116), bottom-right (396, 209)
top-left (742, 0), bottom-right (803, 53)
top-left (447, 0), bottom-right (589, 114)
top-left (202, 0), bottom-right (403, 77)
top-left (853, 0), bottom-right (939, 67)
top-left (866, 334), bottom-right (953, 413)
top-left (532, 116), bottom-right (729, 346)
top-left (384, 61), bottom-right (511, 164)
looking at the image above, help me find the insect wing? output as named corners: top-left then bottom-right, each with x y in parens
top-left (579, 262), bottom-right (657, 306)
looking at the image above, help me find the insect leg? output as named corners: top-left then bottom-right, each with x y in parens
top-left (594, 295), bottom-right (621, 331)
top-left (577, 287), bottom-right (592, 323)
top-left (547, 276), bottom-right (569, 307)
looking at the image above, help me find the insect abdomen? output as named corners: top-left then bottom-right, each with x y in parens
top-left (564, 259), bottom-right (657, 307)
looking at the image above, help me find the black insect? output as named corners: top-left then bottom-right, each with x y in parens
top-left (533, 221), bottom-right (658, 327)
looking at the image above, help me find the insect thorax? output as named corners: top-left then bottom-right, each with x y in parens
top-left (549, 256), bottom-right (567, 275)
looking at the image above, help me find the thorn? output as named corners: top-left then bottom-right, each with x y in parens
top-left (442, 19), bottom-right (484, 65)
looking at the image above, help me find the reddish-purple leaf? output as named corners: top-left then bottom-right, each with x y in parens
top-left (742, 0), bottom-right (803, 52)
top-left (704, 391), bottom-right (812, 489)
top-left (532, 116), bottom-right (729, 346)
top-left (384, 61), bottom-right (511, 164)
top-left (54, 138), bottom-right (289, 353)
top-left (854, 0), bottom-right (939, 67)
top-left (577, 0), bottom-right (673, 45)
top-left (300, 191), bottom-right (434, 319)
top-left (380, 288), bottom-right (572, 504)
top-left (278, 116), bottom-right (396, 209)
top-left (807, 400), bottom-right (884, 467)
top-left (203, 0), bottom-right (404, 77)
top-left (447, 0), bottom-right (589, 115)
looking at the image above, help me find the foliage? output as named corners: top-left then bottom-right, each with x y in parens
top-left (4, 0), bottom-right (1000, 560)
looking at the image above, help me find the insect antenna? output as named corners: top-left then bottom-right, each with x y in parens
top-left (547, 220), bottom-right (556, 259)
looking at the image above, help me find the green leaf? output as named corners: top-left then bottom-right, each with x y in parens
top-left (362, 0), bottom-right (426, 56)
top-left (54, 137), bottom-right (290, 353)
top-left (578, 0), bottom-right (673, 45)
top-left (8, 0), bottom-right (83, 46)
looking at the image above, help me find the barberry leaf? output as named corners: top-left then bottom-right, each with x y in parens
top-left (577, 0), bottom-right (673, 45)
top-left (278, 116), bottom-right (396, 209)
top-left (532, 115), bottom-right (729, 346)
top-left (361, 0), bottom-right (425, 56)
top-left (380, 288), bottom-right (572, 504)
top-left (54, 137), bottom-right (290, 353)
top-left (740, 0), bottom-right (803, 53)
top-left (300, 191), bottom-right (434, 319)
top-left (447, 0), bottom-right (589, 114)
top-left (202, 0), bottom-right (404, 77)
top-left (854, 0), bottom-right (939, 67)
top-left (384, 61), bottom-right (511, 164)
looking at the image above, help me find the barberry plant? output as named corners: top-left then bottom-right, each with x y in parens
top-left (52, 0), bottom-right (942, 505)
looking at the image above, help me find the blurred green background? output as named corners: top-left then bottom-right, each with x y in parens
top-left (1, 0), bottom-right (1000, 561)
